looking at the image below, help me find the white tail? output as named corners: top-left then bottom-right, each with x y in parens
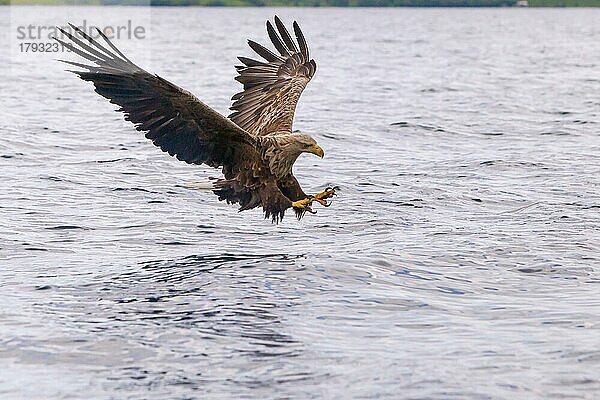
top-left (183, 177), bottom-right (218, 191)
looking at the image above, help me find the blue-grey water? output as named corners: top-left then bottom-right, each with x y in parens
top-left (1, 6), bottom-right (599, 399)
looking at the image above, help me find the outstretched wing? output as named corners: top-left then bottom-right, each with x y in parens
top-left (229, 16), bottom-right (317, 136)
top-left (55, 24), bottom-right (255, 168)
top-left (54, 24), bottom-right (297, 223)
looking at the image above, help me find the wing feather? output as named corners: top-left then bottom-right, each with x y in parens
top-left (293, 21), bottom-right (309, 59)
top-left (247, 40), bottom-right (284, 63)
top-left (267, 21), bottom-right (290, 56)
top-left (274, 15), bottom-right (298, 53)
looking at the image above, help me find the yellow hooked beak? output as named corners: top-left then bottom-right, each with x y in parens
top-left (308, 144), bottom-right (325, 158)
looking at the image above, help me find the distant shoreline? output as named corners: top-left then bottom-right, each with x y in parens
top-left (2, 0), bottom-right (599, 6)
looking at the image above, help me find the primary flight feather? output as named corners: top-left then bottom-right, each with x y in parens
top-left (55, 16), bottom-right (337, 223)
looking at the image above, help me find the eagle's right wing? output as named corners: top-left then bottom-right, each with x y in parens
top-left (55, 24), bottom-right (256, 170)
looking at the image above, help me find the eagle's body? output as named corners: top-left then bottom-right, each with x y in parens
top-left (55, 17), bottom-right (336, 223)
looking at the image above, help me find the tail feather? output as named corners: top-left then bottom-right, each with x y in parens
top-left (183, 177), bottom-right (218, 190)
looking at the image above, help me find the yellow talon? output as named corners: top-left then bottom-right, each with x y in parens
top-left (313, 186), bottom-right (339, 206)
top-left (292, 197), bottom-right (314, 209)
top-left (291, 187), bottom-right (339, 218)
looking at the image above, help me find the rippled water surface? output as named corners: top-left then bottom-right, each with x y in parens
top-left (1, 6), bottom-right (600, 399)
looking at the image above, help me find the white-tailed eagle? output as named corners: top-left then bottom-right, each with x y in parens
top-left (54, 16), bottom-right (337, 223)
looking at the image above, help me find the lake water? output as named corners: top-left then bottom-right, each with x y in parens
top-left (1, 6), bottom-right (599, 399)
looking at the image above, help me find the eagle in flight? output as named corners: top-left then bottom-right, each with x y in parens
top-left (55, 16), bottom-right (337, 223)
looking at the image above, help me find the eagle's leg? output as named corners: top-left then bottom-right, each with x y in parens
top-left (312, 186), bottom-right (339, 207)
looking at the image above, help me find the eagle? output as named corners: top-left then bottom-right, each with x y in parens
top-left (54, 17), bottom-right (337, 223)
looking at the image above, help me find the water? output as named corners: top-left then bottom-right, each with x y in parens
top-left (1, 6), bottom-right (599, 399)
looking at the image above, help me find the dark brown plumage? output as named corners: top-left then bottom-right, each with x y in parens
top-left (55, 17), bottom-right (335, 223)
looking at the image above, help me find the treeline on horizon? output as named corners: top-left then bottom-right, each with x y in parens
top-left (4, 0), bottom-right (599, 6)
top-left (144, 0), bottom-right (515, 5)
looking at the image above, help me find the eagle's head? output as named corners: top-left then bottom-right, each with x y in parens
top-left (263, 132), bottom-right (325, 178)
top-left (294, 133), bottom-right (324, 158)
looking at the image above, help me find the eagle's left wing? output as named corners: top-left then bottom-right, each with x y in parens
top-left (229, 16), bottom-right (317, 136)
